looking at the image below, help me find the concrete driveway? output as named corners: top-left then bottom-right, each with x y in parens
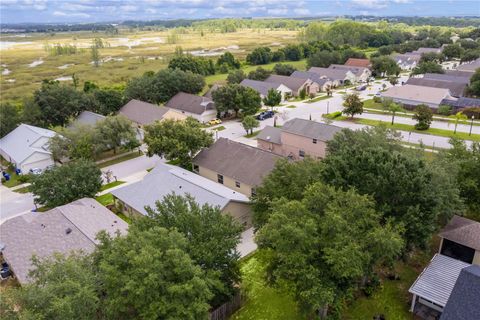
top-left (0, 185), bottom-right (35, 224)
top-left (101, 154), bottom-right (163, 183)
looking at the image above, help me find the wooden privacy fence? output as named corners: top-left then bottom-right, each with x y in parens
top-left (210, 292), bottom-right (244, 320)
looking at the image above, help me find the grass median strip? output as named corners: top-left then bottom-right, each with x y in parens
top-left (304, 95), bottom-right (333, 103)
top-left (100, 180), bottom-right (126, 192)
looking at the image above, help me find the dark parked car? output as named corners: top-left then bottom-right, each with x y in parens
top-left (0, 262), bottom-right (11, 280)
top-left (256, 110), bottom-right (275, 121)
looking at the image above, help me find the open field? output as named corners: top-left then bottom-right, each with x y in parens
top-left (1, 28), bottom-right (299, 101)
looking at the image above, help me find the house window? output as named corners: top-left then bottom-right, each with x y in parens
top-left (251, 188), bottom-right (257, 196)
top-left (217, 174), bottom-right (224, 184)
top-left (299, 150), bottom-right (305, 158)
top-left (193, 164), bottom-right (199, 173)
top-left (313, 139), bottom-right (317, 144)
top-left (235, 181), bottom-right (241, 188)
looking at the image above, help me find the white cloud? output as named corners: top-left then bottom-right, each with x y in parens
top-left (350, 0), bottom-right (388, 9)
top-left (53, 11), bottom-right (91, 18)
top-left (294, 8), bottom-right (310, 15)
top-left (267, 8), bottom-right (288, 15)
top-left (120, 5), bottom-right (138, 12)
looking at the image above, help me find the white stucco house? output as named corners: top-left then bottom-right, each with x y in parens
top-left (0, 124), bottom-right (56, 173)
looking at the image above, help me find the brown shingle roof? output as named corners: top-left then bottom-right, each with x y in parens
top-left (265, 74), bottom-right (308, 92)
top-left (165, 92), bottom-right (214, 115)
top-left (119, 99), bottom-right (171, 125)
top-left (308, 67), bottom-right (350, 81)
top-left (439, 215), bottom-right (480, 251)
top-left (345, 58), bottom-right (371, 68)
top-left (193, 138), bottom-right (281, 186)
top-left (0, 198), bottom-right (128, 284)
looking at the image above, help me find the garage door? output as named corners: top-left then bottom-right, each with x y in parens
top-left (21, 158), bottom-right (54, 173)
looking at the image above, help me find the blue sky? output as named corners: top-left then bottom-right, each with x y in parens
top-left (1, 0), bottom-right (479, 24)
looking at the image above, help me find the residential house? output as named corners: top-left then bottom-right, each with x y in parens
top-left (290, 71), bottom-right (333, 91)
top-left (0, 198), bottom-right (128, 284)
top-left (441, 97), bottom-right (480, 110)
top-left (240, 79), bottom-right (292, 102)
top-left (445, 69), bottom-right (474, 79)
top-left (412, 47), bottom-right (443, 55)
top-left (68, 110), bottom-right (105, 128)
top-left (456, 58), bottom-right (480, 73)
top-left (264, 74), bottom-right (318, 96)
top-left (192, 138), bottom-right (281, 197)
top-left (344, 58), bottom-right (372, 69)
top-left (119, 99), bottom-right (187, 139)
top-left (0, 124), bottom-right (56, 172)
top-left (408, 216), bottom-right (480, 318)
top-left (406, 78), bottom-right (467, 97)
top-left (165, 92), bottom-right (217, 123)
top-left (111, 163), bottom-right (252, 227)
top-left (393, 53), bottom-right (421, 70)
top-left (440, 265), bottom-right (480, 320)
top-left (203, 83), bottom-right (221, 99)
top-left (308, 67), bottom-right (356, 86)
top-left (328, 64), bottom-right (372, 82)
top-left (381, 84), bottom-right (453, 109)
top-left (257, 118), bottom-right (342, 159)
top-left (423, 73), bottom-right (471, 85)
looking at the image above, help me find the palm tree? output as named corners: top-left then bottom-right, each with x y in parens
top-left (454, 111), bottom-right (468, 134)
top-left (388, 103), bottom-right (404, 125)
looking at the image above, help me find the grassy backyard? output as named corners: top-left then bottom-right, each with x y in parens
top-left (99, 180), bottom-right (125, 191)
top-left (97, 151), bottom-right (143, 168)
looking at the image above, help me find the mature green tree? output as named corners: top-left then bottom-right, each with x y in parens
top-left (413, 104), bottom-right (433, 130)
top-left (282, 44), bottom-right (303, 61)
top-left (252, 158), bottom-right (324, 228)
top-left (307, 50), bottom-right (341, 68)
top-left (272, 63), bottom-right (297, 76)
top-left (33, 81), bottom-right (92, 126)
top-left (91, 44), bottom-right (100, 67)
top-left (95, 226), bottom-right (212, 320)
top-left (217, 52), bottom-right (240, 69)
top-left (30, 160), bottom-right (102, 208)
top-left (460, 49), bottom-right (480, 63)
top-left (247, 67), bottom-right (271, 81)
top-left (91, 88), bottom-right (124, 115)
top-left (263, 88), bottom-right (282, 110)
top-left (6, 252), bottom-right (100, 320)
top-left (411, 61), bottom-right (444, 75)
top-left (144, 117), bottom-right (213, 167)
top-left (95, 115), bottom-right (139, 154)
top-left (420, 52), bottom-right (445, 63)
top-left (382, 98), bottom-right (405, 125)
top-left (50, 124), bottom-right (98, 161)
top-left (371, 56), bottom-right (401, 77)
top-left (168, 55), bottom-right (215, 76)
top-left (227, 69), bottom-right (246, 84)
top-left (322, 128), bottom-right (444, 247)
top-left (257, 182), bottom-right (403, 318)
top-left (467, 68), bottom-right (480, 97)
top-left (125, 69), bottom-right (205, 104)
top-left (246, 47), bottom-right (272, 65)
top-left (140, 194), bottom-right (243, 307)
top-left (442, 44), bottom-right (464, 60)
top-left (212, 84), bottom-right (261, 117)
top-left (342, 93), bottom-right (364, 118)
top-left (241, 115), bottom-right (260, 135)
top-left (0, 103), bottom-right (20, 138)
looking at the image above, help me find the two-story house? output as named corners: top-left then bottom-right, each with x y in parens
top-left (192, 138), bottom-right (282, 197)
top-left (409, 216), bottom-right (480, 319)
top-left (257, 118), bottom-right (342, 160)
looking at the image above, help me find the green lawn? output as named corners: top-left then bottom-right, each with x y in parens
top-left (355, 118), bottom-right (480, 142)
top-left (1, 171), bottom-right (23, 188)
top-left (304, 95), bottom-right (333, 103)
top-left (13, 186), bottom-right (31, 193)
top-left (100, 180), bottom-right (126, 192)
top-left (212, 125), bottom-right (226, 131)
top-left (336, 91), bottom-right (347, 94)
top-left (97, 151), bottom-right (143, 168)
top-left (286, 105), bottom-right (297, 108)
top-left (231, 251), bottom-right (304, 320)
top-left (95, 193), bottom-right (114, 206)
top-left (244, 130), bottom-right (262, 138)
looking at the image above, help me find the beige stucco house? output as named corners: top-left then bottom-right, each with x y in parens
top-left (111, 163), bottom-right (252, 227)
top-left (264, 74), bottom-right (319, 96)
top-left (257, 118), bottom-right (342, 160)
top-left (192, 138), bottom-right (281, 197)
top-left (240, 79), bottom-right (292, 102)
top-left (381, 84), bottom-right (453, 109)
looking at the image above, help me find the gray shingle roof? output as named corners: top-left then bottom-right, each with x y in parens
top-left (111, 163), bottom-right (249, 216)
top-left (240, 79), bottom-right (282, 96)
top-left (328, 64), bottom-right (368, 77)
top-left (203, 84), bottom-right (221, 99)
top-left (438, 215), bottom-right (480, 251)
top-left (440, 265), bottom-right (480, 320)
top-left (393, 53), bottom-right (421, 64)
top-left (423, 73), bottom-right (471, 84)
top-left (70, 111), bottom-right (105, 127)
top-left (456, 58), bottom-right (480, 72)
top-left (308, 67), bottom-right (350, 81)
top-left (290, 71), bottom-right (329, 86)
top-left (256, 126), bottom-right (282, 145)
top-left (406, 78), bottom-right (466, 97)
top-left (0, 124), bottom-right (55, 164)
top-left (445, 70), bottom-right (473, 79)
top-left (282, 118), bottom-right (342, 141)
top-left (165, 92), bottom-right (214, 115)
top-left (119, 99), bottom-right (171, 125)
top-left (265, 74), bottom-right (308, 92)
top-left (0, 198), bottom-right (128, 284)
top-left (193, 138), bottom-right (282, 186)
top-left (409, 254), bottom-right (470, 307)
top-left (381, 84), bottom-right (451, 105)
